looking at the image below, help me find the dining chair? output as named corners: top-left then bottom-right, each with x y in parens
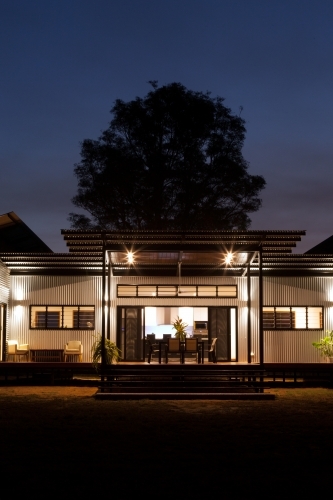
top-left (146, 338), bottom-right (159, 363)
top-left (182, 338), bottom-right (199, 363)
top-left (165, 338), bottom-right (182, 363)
top-left (208, 338), bottom-right (218, 363)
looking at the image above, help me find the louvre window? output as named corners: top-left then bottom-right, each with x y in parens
top-left (263, 306), bottom-right (323, 330)
top-left (30, 306), bottom-right (95, 329)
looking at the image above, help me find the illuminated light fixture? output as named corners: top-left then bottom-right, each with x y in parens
top-left (127, 251), bottom-right (134, 264)
top-left (225, 252), bottom-right (234, 265)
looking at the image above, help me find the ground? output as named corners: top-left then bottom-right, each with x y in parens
top-left (0, 386), bottom-right (331, 497)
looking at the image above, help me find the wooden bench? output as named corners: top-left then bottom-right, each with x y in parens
top-left (30, 349), bottom-right (64, 362)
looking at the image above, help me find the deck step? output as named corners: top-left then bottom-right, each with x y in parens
top-left (95, 391), bottom-right (275, 400)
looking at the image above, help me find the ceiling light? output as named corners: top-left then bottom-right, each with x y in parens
top-left (225, 252), bottom-right (233, 265)
top-left (127, 251), bottom-right (134, 264)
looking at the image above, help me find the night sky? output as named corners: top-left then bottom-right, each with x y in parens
top-left (1, 0), bottom-right (332, 253)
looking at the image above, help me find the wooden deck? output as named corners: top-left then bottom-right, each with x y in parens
top-left (1, 362), bottom-right (333, 397)
top-left (0, 362), bottom-right (96, 385)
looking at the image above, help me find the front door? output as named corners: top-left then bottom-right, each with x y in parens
top-left (117, 307), bottom-right (144, 361)
top-left (208, 307), bottom-right (237, 361)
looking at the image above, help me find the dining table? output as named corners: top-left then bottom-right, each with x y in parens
top-left (152, 339), bottom-right (206, 364)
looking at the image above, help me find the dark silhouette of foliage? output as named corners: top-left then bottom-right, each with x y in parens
top-left (69, 82), bottom-right (265, 230)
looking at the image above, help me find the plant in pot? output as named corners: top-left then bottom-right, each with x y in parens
top-left (172, 316), bottom-right (188, 341)
top-left (91, 334), bottom-right (121, 371)
top-left (312, 330), bottom-right (333, 362)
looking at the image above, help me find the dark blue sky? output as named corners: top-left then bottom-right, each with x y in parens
top-left (1, 0), bottom-right (332, 252)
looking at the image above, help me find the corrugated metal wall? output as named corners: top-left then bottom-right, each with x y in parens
top-left (0, 260), bottom-right (10, 304)
top-left (9, 275), bottom-right (102, 362)
top-left (0, 260), bottom-right (10, 360)
top-left (7, 272), bottom-right (332, 364)
top-left (263, 276), bottom-right (333, 363)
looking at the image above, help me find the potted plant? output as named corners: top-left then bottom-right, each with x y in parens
top-left (91, 334), bottom-right (121, 371)
top-left (172, 316), bottom-right (188, 341)
top-left (312, 330), bottom-right (333, 362)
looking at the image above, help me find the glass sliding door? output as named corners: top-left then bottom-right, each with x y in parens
top-left (117, 307), bottom-right (144, 361)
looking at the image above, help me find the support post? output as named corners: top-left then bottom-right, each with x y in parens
top-left (107, 255), bottom-right (111, 341)
top-left (247, 262), bottom-right (252, 363)
top-left (101, 232), bottom-right (106, 382)
top-left (259, 246), bottom-right (264, 365)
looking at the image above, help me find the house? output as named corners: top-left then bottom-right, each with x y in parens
top-left (1, 213), bottom-right (333, 364)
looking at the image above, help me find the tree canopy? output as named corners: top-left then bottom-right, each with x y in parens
top-left (69, 82), bottom-right (266, 231)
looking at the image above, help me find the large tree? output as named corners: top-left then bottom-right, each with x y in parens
top-left (69, 82), bottom-right (265, 230)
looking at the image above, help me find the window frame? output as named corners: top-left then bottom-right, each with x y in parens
top-left (30, 305), bottom-right (95, 330)
top-left (117, 284), bottom-right (237, 298)
top-left (263, 306), bottom-right (323, 330)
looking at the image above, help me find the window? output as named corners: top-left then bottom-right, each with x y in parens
top-left (30, 306), bottom-right (95, 329)
top-left (263, 306), bottom-right (323, 330)
top-left (117, 284), bottom-right (237, 298)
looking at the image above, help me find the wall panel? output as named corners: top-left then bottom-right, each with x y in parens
top-left (263, 276), bottom-right (333, 363)
top-left (9, 275), bottom-right (102, 362)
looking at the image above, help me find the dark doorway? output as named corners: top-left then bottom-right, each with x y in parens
top-left (0, 304), bottom-right (6, 362)
top-left (117, 307), bottom-right (144, 361)
top-left (208, 307), bottom-right (236, 361)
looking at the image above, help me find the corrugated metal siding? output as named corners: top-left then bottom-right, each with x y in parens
top-left (9, 275), bottom-right (102, 362)
top-left (0, 260), bottom-right (10, 304)
top-left (264, 331), bottom-right (325, 363)
top-left (263, 276), bottom-right (333, 363)
top-left (263, 276), bottom-right (331, 306)
top-left (8, 273), bottom-right (332, 364)
top-left (0, 260), bottom-right (10, 360)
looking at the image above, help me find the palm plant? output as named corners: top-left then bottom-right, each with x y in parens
top-left (312, 330), bottom-right (333, 359)
top-left (172, 316), bottom-right (188, 341)
top-left (91, 334), bottom-right (121, 371)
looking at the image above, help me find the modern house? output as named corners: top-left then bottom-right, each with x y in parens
top-left (1, 212), bottom-right (333, 364)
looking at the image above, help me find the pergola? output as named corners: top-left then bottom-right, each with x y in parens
top-left (59, 229), bottom-right (308, 366)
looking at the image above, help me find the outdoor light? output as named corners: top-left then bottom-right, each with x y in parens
top-left (127, 251), bottom-right (134, 264)
top-left (225, 252), bottom-right (234, 265)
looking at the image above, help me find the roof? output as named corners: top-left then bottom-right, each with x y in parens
top-left (5, 228), bottom-right (333, 277)
top-left (58, 229), bottom-right (313, 276)
top-left (0, 212), bottom-right (53, 253)
top-left (305, 234), bottom-right (333, 254)
top-left (0, 230), bottom-right (333, 277)
top-left (61, 229), bottom-right (306, 254)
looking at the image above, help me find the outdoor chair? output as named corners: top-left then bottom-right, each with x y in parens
top-left (165, 338), bottom-right (182, 363)
top-left (182, 338), bottom-right (199, 363)
top-left (146, 337), bottom-right (159, 363)
top-left (208, 338), bottom-right (218, 363)
top-left (7, 340), bottom-right (30, 362)
top-left (64, 341), bottom-right (83, 362)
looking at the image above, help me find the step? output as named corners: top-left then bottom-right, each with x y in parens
top-left (95, 391), bottom-right (275, 400)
